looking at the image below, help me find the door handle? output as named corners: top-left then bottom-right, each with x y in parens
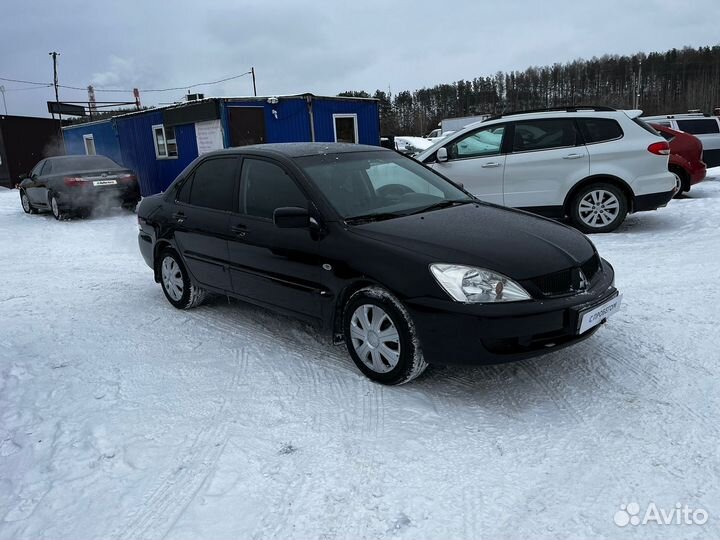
top-left (481, 162), bottom-right (501, 168)
top-left (231, 224), bottom-right (249, 237)
top-left (563, 153), bottom-right (584, 159)
top-left (172, 212), bottom-right (185, 223)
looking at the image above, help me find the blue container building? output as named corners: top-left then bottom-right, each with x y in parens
top-left (62, 94), bottom-right (380, 196)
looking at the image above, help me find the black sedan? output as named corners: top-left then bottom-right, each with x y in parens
top-left (19, 155), bottom-right (141, 219)
top-left (137, 143), bottom-right (622, 385)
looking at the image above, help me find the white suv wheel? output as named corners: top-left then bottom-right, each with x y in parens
top-left (578, 189), bottom-right (620, 228)
top-left (571, 183), bottom-right (628, 234)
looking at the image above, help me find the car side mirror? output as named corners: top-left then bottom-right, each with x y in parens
top-left (436, 147), bottom-right (448, 162)
top-left (273, 207), bottom-right (310, 228)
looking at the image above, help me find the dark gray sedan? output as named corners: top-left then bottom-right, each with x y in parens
top-left (19, 155), bottom-right (141, 220)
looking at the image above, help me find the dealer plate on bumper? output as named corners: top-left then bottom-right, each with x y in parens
top-left (577, 293), bottom-right (622, 334)
top-left (93, 179), bottom-right (117, 186)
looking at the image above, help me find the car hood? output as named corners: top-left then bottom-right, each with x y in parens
top-left (351, 203), bottom-right (596, 280)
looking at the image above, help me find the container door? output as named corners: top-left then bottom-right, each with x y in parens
top-left (228, 107), bottom-right (266, 147)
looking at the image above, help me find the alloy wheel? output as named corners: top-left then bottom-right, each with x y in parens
top-left (349, 304), bottom-right (401, 373)
top-left (161, 256), bottom-right (184, 301)
top-left (51, 196), bottom-right (60, 219)
top-left (21, 193), bottom-right (30, 212)
top-left (578, 189), bottom-right (620, 228)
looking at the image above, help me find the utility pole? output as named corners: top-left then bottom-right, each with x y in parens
top-left (635, 58), bottom-right (643, 109)
top-left (0, 85), bottom-right (7, 115)
top-left (49, 51), bottom-right (64, 142)
top-left (251, 67), bottom-right (257, 96)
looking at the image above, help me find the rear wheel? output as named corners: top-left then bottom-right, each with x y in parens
top-left (570, 183), bottom-right (627, 233)
top-left (670, 166), bottom-right (690, 197)
top-left (50, 193), bottom-right (68, 221)
top-left (343, 287), bottom-right (427, 385)
top-left (20, 190), bottom-right (37, 214)
top-left (158, 249), bottom-right (206, 309)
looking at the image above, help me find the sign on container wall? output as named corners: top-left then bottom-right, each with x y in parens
top-left (195, 120), bottom-right (224, 155)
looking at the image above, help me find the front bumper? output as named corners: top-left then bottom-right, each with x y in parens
top-left (404, 260), bottom-right (618, 365)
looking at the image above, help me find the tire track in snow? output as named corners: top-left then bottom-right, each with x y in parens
top-left (592, 340), bottom-right (720, 435)
top-left (111, 348), bottom-right (246, 540)
top-left (519, 362), bottom-right (585, 425)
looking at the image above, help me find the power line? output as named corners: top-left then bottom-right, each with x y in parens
top-left (2, 84), bottom-right (54, 92)
top-left (0, 76), bottom-right (50, 86)
top-left (1, 71), bottom-right (253, 94)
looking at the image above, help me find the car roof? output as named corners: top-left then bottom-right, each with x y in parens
top-left (201, 142), bottom-right (389, 159)
top-left (642, 113), bottom-right (718, 121)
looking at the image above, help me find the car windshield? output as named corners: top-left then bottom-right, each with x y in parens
top-left (50, 156), bottom-right (120, 173)
top-left (296, 151), bottom-right (473, 222)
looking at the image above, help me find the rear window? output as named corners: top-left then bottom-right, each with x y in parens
top-left (50, 156), bottom-right (119, 173)
top-left (676, 119), bottom-right (720, 135)
top-left (632, 118), bottom-right (660, 136)
top-left (577, 118), bottom-right (624, 143)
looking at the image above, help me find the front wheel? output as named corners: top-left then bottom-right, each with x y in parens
top-left (158, 249), bottom-right (206, 309)
top-left (20, 190), bottom-right (37, 214)
top-left (570, 183), bottom-right (627, 233)
top-left (343, 287), bottom-right (428, 385)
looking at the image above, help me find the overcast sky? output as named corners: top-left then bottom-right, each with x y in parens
top-left (1, 0), bottom-right (719, 117)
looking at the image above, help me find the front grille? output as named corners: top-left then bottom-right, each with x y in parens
top-left (581, 253), bottom-right (601, 281)
top-left (523, 253), bottom-right (602, 298)
top-left (531, 268), bottom-right (574, 296)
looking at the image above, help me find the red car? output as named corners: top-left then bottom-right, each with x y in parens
top-left (651, 123), bottom-right (706, 196)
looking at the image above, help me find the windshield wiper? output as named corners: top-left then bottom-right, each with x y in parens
top-left (344, 212), bottom-right (405, 224)
top-left (408, 199), bottom-right (474, 215)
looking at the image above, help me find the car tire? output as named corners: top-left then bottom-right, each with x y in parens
top-left (49, 193), bottom-right (68, 221)
top-left (158, 249), bottom-right (207, 309)
top-left (20, 190), bottom-right (38, 214)
top-left (670, 167), bottom-right (689, 197)
top-left (570, 183), bottom-right (628, 234)
top-left (343, 286), bottom-right (428, 385)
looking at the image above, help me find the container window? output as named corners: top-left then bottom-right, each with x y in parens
top-left (152, 125), bottom-right (178, 159)
top-left (83, 134), bottom-right (96, 155)
top-left (333, 114), bottom-right (359, 144)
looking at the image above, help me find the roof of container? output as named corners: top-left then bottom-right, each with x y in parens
top-left (111, 93), bottom-right (378, 119)
top-left (61, 93), bottom-right (378, 130)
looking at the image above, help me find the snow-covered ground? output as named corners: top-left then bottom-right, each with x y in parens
top-left (1, 171), bottom-right (719, 540)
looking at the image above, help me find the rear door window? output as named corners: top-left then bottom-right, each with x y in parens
top-left (186, 157), bottom-right (239, 211)
top-left (676, 119), bottom-right (720, 135)
top-left (511, 119), bottom-right (579, 152)
top-left (577, 118), bottom-right (624, 143)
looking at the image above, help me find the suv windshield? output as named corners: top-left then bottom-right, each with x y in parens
top-left (296, 151), bottom-right (472, 221)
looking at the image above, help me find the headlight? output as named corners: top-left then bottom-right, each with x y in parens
top-left (429, 264), bottom-right (531, 303)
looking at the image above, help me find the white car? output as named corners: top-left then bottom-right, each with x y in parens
top-left (640, 113), bottom-right (720, 168)
top-left (416, 107), bottom-right (678, 233)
